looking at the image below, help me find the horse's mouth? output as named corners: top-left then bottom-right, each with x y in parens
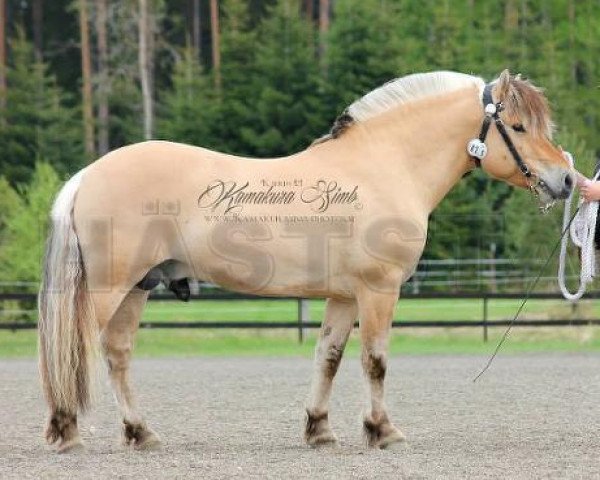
top-left (532, 182), bottom-right (562, 214)
top-left (532, 171), bottom-right (574, 213)
top-left (536, 193), bottom-right (556, 214)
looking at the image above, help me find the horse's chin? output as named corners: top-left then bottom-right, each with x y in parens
top-left (536, 190), bottom-right (557, 214)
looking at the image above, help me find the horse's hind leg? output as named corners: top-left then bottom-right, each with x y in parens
top-left (357, 289), bottom-right (405, 449)
top-left (305, 298), bottom-right (357, 446)
top-left (101, 288), bottom-right (160, 449)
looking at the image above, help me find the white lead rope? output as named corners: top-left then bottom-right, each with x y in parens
top-left (558, 152), bottom-right (599, 301)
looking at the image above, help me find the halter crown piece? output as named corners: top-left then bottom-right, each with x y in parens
top-left (467, 83), bottom-right (532, 179)
top-left (468, 83), bottom-right (555, 212)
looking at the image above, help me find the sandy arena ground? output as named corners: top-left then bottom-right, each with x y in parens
top-left (1, 353), bottom-right (600, 479)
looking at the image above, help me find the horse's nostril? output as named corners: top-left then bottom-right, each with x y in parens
top-left (564, 174), bottom-right (573, 191)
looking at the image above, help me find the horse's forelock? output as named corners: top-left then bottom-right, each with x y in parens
top-left (504, 77), bottom-right (554, 139)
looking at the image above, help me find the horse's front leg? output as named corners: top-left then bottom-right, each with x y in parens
top-left (304, 297), bottom-right (357, 446)
top-left (357, 288), bottom-right (405, 449)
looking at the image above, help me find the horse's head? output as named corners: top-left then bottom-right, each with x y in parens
top-left (476, 69), bottom-right (573, 208)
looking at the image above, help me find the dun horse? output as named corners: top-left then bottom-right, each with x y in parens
top-left (39, 70), bottom-right (573, 452)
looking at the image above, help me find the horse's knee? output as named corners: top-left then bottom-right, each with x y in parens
top-left (101, 332), bottom-right (131, 367)
top-left (323, 344), bottom-right (344, 379)
top-left (362, 351), bottom-right (387, 382)
top-left (363, 352), bottom-right (387, 382)
top-left (104, 345), bottom-right (132, 372)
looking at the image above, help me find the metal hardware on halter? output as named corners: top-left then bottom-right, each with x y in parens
top-left (467, 84), bottom-right (501, 165)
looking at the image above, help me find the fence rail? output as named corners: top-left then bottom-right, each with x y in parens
top-left (6, 291), bottom-right (600, 302)
top-left (2, 290), bottom-right (600, 342)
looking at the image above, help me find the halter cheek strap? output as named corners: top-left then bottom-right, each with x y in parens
top-left (468, 83), bottom-right (532, 179)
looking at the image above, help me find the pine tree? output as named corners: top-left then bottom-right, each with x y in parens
top-left (79, 0), bottom-right (95, 157)
top-left (158, 42), bottom-right (217, 145)
top-left (209, 0), bottom-right (222, 89)
top-left (0, 162), bottom-right (61, 283)
top-left (324, 0), bottom-right (401, 114)
top-left (213, 0), bottom-right (259, 153)
top-left (98, 0), bottom-right (144, 147)
top-left (95, 0), bottom-right (110, 155)
top-left (238, 0), bottom-right (326, 156)
top-left (0, 0), bottom-right (6, 114)
top-left (0, 176), bottom-right (20, 232)
top-left (0, 30), bottom-right (83, 185)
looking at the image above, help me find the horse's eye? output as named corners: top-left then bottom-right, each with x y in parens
top-left (512, 124), bottom-right (526, 133)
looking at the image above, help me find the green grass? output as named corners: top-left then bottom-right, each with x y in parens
top-left (3, 297), bottom-right (600, 358)
top-left (3, 326), bottom-right (600, 359)
top-left (141, 298), bottom-right (600, 323)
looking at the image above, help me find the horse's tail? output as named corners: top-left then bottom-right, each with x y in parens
top-left (38, 169), bottom-right (100, 416)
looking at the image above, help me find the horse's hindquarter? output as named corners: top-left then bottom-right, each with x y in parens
top-left (74, 140), bottom-right (428, 297)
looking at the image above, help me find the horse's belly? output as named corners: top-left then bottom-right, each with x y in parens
top-left (184, 214), bottom-right (426, 298)
top-left (188, 229), bottom-right (356, 297)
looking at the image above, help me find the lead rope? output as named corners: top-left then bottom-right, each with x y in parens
top-left (558, 152), bottom-right (599, 301)
top-left (473, 152), bottom-right (582, 382)
top-left (473, 205), bottom-right (581, 382)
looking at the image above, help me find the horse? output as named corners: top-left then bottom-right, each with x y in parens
top-left (38, 69), bottom-right (573, 452)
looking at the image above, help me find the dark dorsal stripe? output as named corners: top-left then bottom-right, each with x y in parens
top-left (330, 111), bottom-right (355, 138)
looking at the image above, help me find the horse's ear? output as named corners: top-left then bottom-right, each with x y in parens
top-left (494, 69), bottom-right (512, 102)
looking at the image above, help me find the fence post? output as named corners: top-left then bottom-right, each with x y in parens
top-left (482, 295), bottom-right (489, 342)
top-left (297, 298), bottom-right (309, 343)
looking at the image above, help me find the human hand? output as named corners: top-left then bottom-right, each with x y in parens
top-left (575, 171), bottom-right (589, 187)
top-left (580, 180), bottom-right (600, 202)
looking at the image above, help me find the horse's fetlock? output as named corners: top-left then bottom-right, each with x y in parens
top-left (46, 410), bottom-right (78, 445)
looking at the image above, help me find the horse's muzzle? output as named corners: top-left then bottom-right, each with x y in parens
top-left (541, 169), bottom-right (574, 200)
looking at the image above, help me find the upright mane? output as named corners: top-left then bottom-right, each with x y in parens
top-left (313, 70), bottom-right (554, 145)
top-left (313, 71), bottom-right (484, 145)
top-left (347, 71), bottom-right (483, 122)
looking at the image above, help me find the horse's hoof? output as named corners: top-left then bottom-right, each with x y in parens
top-left (363, 414), bottom-right (406, 449)
top-left (378, 429), bottom-right (406, 450)
top-left (134, 431), bottom-right (162, 451)
top-left (381, 437), bottom-right (408, 451)
top-left (57, 437), bottom-right (85, 454)
top-left (123, 421), bottom-right (161, 450)
top-left (304, 409), bottom-right (338, 448)
top-left (306, 431), bottom-right (339, 448)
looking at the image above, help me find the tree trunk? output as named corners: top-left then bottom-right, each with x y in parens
top-left (79, 0), bottom-right (96, 158)
top-left (95, 0), bottom-right (110, 154)
top-left (0, 0), bottom-right (6, 114)
top-left (318, 0), bottom-right (329, 64)
top-left (305, 0), bottom-right (313, 20)
top-left (32, 0), bottom-right (43, 61)
top-left (192, 0), bottom-right (201, 58)
top-left (568, 0), bottom-right (576, 85)
top-left (209, 0), bottom-right (221, 89)
top-left (305, 0), bottom-right (314, 47)
top-left (138, 0), bottom-right (154, 140)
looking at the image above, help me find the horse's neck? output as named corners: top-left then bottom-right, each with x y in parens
top-left (334, 86), bottom-right (483, 214)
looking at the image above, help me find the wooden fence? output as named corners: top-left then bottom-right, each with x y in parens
top-left (2, 290), bottom-right (600, 343)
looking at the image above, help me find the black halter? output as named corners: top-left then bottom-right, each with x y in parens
top-left (471, 83), bottom-right (532, 179)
